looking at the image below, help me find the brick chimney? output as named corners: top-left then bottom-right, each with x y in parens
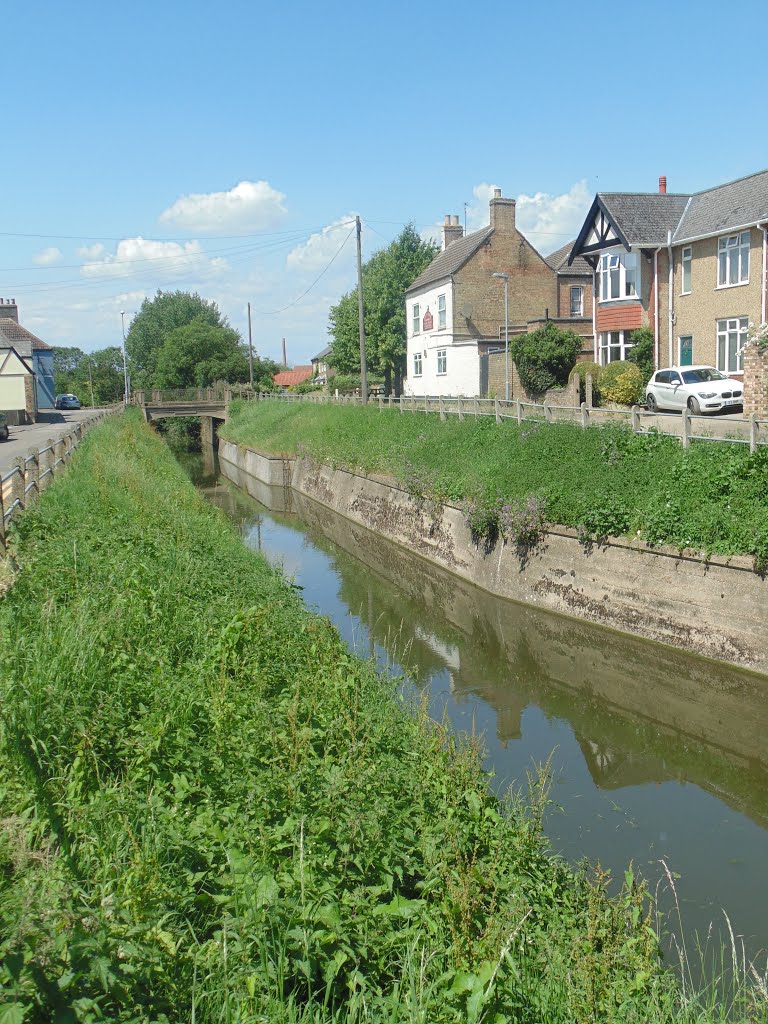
top-left (0, 298), bottom-right (19, 322)
top-left (659, 175), bottom-right (667, 194)
top-left (442, 214), bottom-right (464, 250)
top-left (490, 188), bottom-right (516, 232)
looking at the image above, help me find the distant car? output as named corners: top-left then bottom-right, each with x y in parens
top-left (0, 413), bottom-right (8, 442)
top-left (55, 393), bottom-right (81, 410)
top-left (645, 366), bottom-right (743, 415)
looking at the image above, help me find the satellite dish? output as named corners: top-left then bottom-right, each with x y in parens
top-left (461, 303), bottom-right (473, 319)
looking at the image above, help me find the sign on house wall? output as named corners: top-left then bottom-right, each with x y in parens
top-left (422, 309), bottom-right (433, 331)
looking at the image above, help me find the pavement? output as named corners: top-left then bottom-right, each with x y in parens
top-left (1, 408), bottom-right (106, 503)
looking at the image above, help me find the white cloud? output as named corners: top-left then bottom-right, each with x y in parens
top-left (34, 246), bottom-right (63, 266)
top-left (77, 242), bottom-right (106, 260)
top-left (286, 214), bottom-right (357, 272)
top-left (158, 180), bottom-right (287, 233)
top-left (515, 180), bottom-right (592, 253)
top-left (80, 236), bottom-right (226, 281)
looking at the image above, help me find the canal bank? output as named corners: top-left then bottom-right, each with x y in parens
top-left (218, 439), bottom-right (768, 674)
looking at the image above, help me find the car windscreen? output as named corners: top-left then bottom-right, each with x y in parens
top-left (681, 368), bottom-right (727, 383)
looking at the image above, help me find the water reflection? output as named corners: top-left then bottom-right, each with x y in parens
top-left (192, 451), bottom-right (768, 957)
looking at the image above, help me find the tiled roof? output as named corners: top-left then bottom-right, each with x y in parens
top-left (273, 366), bottom-right (313, 387)
top-left (0, 318), bottom-right (52, 353)
top-left (312, 345), bottom-right (332, 361)
top-left (597, 193), bottom-right (690, 247)
top-left (406, 226), bottom-right (493, 293)
top-left (674, 169), bottom-right (768, 241)
top-left (544, 241), bottom-right (593, 276)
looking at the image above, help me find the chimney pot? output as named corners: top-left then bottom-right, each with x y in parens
top-left (659, 175), bottom-right (667, 194)
top-left (444, 215), bottom-right (451, 225)
top-left (493, 188), bottom-right (502, 199)
top-left (452, 215), bottom-right (459, 226)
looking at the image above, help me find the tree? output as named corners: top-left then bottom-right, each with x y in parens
top-left (154, 321), bottom-right (255, 389)
top-left (509, 322), bottom-right (582, 397)
top-left (125, 290), bottom-right (227, 387)
top-left (52, 345), bottom-right (125, 405)
top-left (626, 327), bottom-right (655, 385)
top-left (328, 225), bottom-right (437, 394)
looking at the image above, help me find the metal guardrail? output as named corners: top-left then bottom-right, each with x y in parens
top-left (241, 390), bottom-right (767, 452)
top-left (0, 406), bottom-right (121, 549)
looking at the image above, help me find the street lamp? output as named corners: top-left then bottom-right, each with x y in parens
top-left (492, 272), bottom-right (510, 402)
top-left (120, 311), bottom-right (130, 405)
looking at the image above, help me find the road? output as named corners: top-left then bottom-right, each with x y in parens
top-left (1, 408), bottom-right (106, 501)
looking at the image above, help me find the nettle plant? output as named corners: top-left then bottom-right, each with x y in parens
top-left (499, 493), bottom-right (549, 549)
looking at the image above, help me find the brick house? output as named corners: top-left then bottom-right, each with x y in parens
top-left (404, 190), bottom-right (593, 397)
top-left (311, 345), bottom-right (332, 384)
top-left (568, 170), bottom-right (768, 380)
top-left (0, 298), bottom-right (55, 415)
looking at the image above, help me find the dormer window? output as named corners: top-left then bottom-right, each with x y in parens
top-left (598, 251), bottom-right (638, 301)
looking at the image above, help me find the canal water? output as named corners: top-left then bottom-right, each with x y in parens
top-left (185, 449), bottom-right (768, 963)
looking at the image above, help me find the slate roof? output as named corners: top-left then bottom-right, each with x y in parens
top-left (544, 241), bottom-right (593, 276)
top-left (674, 169), bottom-right (768, 241)
top-left (0, 318), bottom-right (52, 355)
top-left (597, 194), bottom-right (691, 247)
top-left (406, 226), bottom-right (493, 294)
top-left (273, 366), bottom-right (313, 387)
top-left (312, 345), bottom-right (331, 361)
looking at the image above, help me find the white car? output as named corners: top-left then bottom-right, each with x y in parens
top-left (645, 365), bottom-right (743, 415)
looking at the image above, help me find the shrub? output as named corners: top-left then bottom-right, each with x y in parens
top-left (569, 361), bottom-right (602, 403)
top-left (626, 328), bottom-right (655, 385)
top-left (293, 378), bottom-right (325, 394)
top-left (510, 322), bottom-right (582, 397)
top-left (599, 361), bottom-right (645, 405)
top-left (499, 493), bottom-right (549, 548)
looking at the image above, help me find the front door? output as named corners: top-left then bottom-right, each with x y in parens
top-left (679, 336), bottom-right (693, 366)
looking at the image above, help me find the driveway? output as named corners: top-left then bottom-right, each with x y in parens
top-left (1, 409), bottom-right (107, 498)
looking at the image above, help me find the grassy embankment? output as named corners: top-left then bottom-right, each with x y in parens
top-left (0, 410), bottom-right (764, 1022)
top-left (221, 400), bottom-right (768, 570)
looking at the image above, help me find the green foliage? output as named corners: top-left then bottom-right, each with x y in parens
top-left (52, 345), bottom-right (125, 405)
top-left (509, 322), bottom-right (582, 396)
top-left (292, 378), bottom-right (325, 395)
top-left (328, 225), bottom-right (438, 389)
top-left (626, 328), bottom-right (656, 385)
top-left (600, 361), bottom-right (645, 406)
top-left (328, 372), bottom-right (385, 395)
top-left (154, 321), bottom-right (249, 389)
top-left (125, 290), bottom-right (226, 387)
top-left (222, 403), bottom-right (768, 567)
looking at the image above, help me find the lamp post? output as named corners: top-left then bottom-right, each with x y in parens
top-left (492, 272), bottom-right (510, 402)
top-left (120, 311), bottom-right (130, 405)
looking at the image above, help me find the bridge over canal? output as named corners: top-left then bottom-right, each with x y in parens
top-left (133, 389), bottom-right (236, 446)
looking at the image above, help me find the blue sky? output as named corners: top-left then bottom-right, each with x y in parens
top-left (2, 0), bottom-right (765, 363)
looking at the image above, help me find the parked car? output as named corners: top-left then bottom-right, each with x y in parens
top-left (55, 393), bottom-right (82, 410)
top-left (645, 366), bottom-right (743, 415)
top-left (0, 413), bottom-right (8, 442)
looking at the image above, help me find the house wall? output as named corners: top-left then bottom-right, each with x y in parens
top-left (34, 349), bottom-right (55, 409)
top-left (404, 280), bottom-right (463, 394)
top-left (657, 228), bottom-right (764, 371)
top-left (594, 246), bottom-right (655, 362)
top-left (557, 275), bottom-right (594, 320)
top-left (0, 374), bottom-right (26, 411)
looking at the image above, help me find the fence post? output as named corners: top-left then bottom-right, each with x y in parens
top-left (544, 401), bottom-right (553, 424)
top-left (581, 402), bottom-right (589, 429)
top-left (378, 394), bottom-right (383, 412)
top-left (516, 401), bottom-right (523, 425)
top-left (682, 407), bottom-right (691, 448)
top-left (439, 396), bottom-right (446, 422)
top-left (29, 447), bottom-right (41, 499)
top-left (424, 394), bottom-right (428, 415)
top-left (585, 373), bottom-right (593, 409)
top-left (457, 396), bottom-right (464, 422)
top-left (473, 397), bottom-right (479, 418)
top-left (45, 439), bottom-right (55, 488)
top-left (389, 392), bottom-right (394, 409)
top-left (494, 398), bottom-right (501, 424)
top-left (399, 394), bottom-right (404, 414)
top-left (750, 413), bottom-right (759, 453)
top-left (631, 404), bottom-right (640, 433)
top-left (54, 437), bottom-right (65, 474)
top-left (11, 458), bottom-right (25, 510)
top-left (0, 483), bottom-right (5, 548)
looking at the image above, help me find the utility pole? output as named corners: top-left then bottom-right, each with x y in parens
top-left (247, 302), bottom-right (254, 388)
top-left (120, 311), bottom-right (129, 405)
top-left (355, 215), bottom-right (368, 403)
top-left (87, 356), bottom-right (95, 408)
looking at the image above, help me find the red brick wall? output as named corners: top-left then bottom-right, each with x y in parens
top-left (743, 344), bottom-right (768, 417)
top-left (595, 304), bottom-right (643, 332)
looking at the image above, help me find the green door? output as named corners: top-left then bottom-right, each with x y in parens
top-left (679, 336), bottom-right (693, 366)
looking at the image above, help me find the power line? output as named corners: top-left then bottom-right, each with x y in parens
top-left (252, 226), bottom-right (355, 315)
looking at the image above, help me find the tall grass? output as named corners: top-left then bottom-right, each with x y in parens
top-left (221, 401), bottom-right (768, 566)
top-left (0, 410), bottom-right (765, 1021)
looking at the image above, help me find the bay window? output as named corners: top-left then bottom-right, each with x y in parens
top-left (599, 251), bottom-right (639, 301)
top-left (598, 330), bottom-right (635, 365)
top-left (716, 317), bottom-right (747, 374)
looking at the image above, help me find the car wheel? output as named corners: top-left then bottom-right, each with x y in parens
top-left (646, 392), bottom-right (658, 412)
top-left (687, 396), bottom-right (701, 416)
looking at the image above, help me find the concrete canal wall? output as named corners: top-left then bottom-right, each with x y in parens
top-left (218, 439), bottom-right (768, 675)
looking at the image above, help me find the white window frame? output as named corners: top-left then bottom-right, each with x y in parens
top-left (716, 316), bottom-right (748, 374)
top-left (598, 330), bottom-right (635, 365)
top-left (436, 349), bottom-right (447, 375)
top-left (717, 231), bottom-right (750, 288)
top-left (598, 250), bottom-right (639, 302)
top-left (681, 246), bottom-right (692, 294)
top-left (569, 285), bottom-right (584, 317)
top-left (413, 351), bottom-right (423, 377)
top-left (437, 293), bottom-right (446, 330)
top-left (412, 303), bottom-right (420, 335)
